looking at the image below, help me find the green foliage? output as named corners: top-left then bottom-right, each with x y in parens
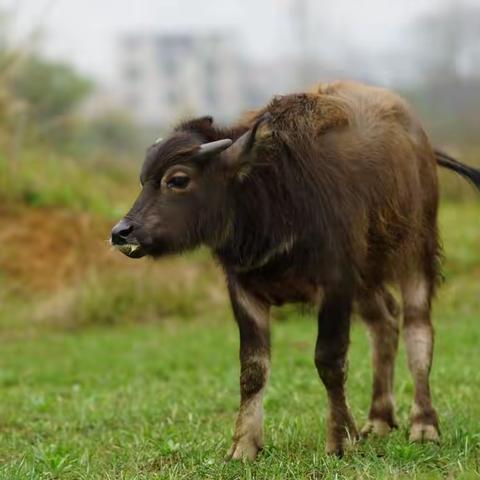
top-left (0, 148), bottom-right (137, 217)
top-left (55, 258), bottom-right (223, 328)
top-left (12, 56), bottom-right (91, 122)
top-left (73, 111), bottom-right (143, 155)
top-left (0, 20), bottom-right (141, 157)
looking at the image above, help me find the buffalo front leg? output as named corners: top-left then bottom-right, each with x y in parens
top-left (225, 280), bottom-right (270, 461)
top-left (315, 286), bottom-right (358, 455)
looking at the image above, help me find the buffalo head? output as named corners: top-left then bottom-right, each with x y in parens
top-left (110, 114), bottom-right (271, 258)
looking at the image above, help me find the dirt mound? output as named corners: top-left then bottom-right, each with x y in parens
top-left (0, 205), bottom-right (120, 292)
top-left (0, 206), bottom-right (226, 311)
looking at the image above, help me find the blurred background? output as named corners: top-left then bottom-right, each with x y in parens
top-left (1, 0), bottom-right (479, 331)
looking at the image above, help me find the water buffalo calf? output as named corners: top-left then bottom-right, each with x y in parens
top-left (111, 81), bottom-right (480, 458)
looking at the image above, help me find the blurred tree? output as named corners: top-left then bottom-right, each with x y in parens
top-left (0, 9), bottom-right (7, 51)
top-left (73, 111), bottom-right (142, 157)
top-left (0, 5), bottom-right (92, 153)
top-left (5, 55), bottom-right (95, 153)
top-left (12, 56), bottom-right (92, 123)
top-left (405, 1), bottom-right (480, 150)
top-left (412, 1), bottom-right (480, 82)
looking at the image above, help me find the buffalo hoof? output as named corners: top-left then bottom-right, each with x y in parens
top-left (325, 419), bottom-right (359, 456)
top-left (361, 418), bottom-right (397, 438)
top-left (409, 422), bottom-right (440, 443)
top-left (225, 436), bottom-right (262, 461)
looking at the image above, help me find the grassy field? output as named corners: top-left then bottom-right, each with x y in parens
top-left (0, 313), bottom-right (479, 479)
top-left (0, 203), bottom-right (479, 479)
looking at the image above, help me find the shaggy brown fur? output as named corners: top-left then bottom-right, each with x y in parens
top-left (111, 80), bottom-right (480, 458)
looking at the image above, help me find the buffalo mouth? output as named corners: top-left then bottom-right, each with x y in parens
top-left (113, 243), bottom-right (146, 259)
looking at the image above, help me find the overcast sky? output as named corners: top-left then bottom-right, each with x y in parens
top-left (1, 0), bottom-right (460, 81)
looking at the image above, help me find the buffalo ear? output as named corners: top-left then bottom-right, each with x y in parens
top-left (177, 115), bottom-right (214, 133)
top-left (192, 115), bottom-right (214, 128)
top-left (223, 113), bottom-right (272, 171)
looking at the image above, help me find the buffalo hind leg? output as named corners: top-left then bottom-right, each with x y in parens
top-left (359, 288), bottom-right (400, 437)
top-left (401, 273), bottom-right (440, 442)
top-left (225, 280), bottom-right (270, 461)
top-left (315, 286), bottom-right (358, 455)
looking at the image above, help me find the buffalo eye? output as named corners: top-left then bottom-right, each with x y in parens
top-left (166, 173), bottom-right (190, 190)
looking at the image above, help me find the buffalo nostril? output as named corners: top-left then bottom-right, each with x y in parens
top-left (111, 219), bottom-right (135, 245)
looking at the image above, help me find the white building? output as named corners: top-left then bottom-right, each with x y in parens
top-left (116, 32), bottom-right (245, 127)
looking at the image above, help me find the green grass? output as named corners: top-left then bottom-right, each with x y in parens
top-left (0, 149), bottom-right (137, 218)
top-left (0, 203), bottom-right (479, 478)
top-left (0, 314), bottom-right (479, 479)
